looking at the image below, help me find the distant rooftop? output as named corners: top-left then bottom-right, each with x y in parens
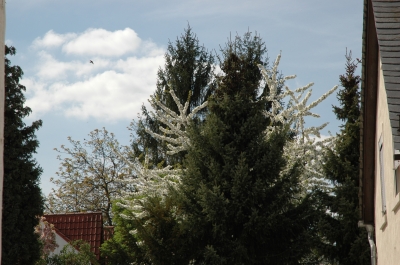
top-left (44, 212), bottom-right (106, 260)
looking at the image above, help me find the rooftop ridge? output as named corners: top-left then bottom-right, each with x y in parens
top-left (44, 212), bottom-right (105, 261)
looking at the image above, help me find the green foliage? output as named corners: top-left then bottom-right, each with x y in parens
top-left (171, 34), bottom-right (321, 265)
top-left (131, 25), bottom-right (214, 167)
top-left (101, 201), bottom-right (145, 264)
top-left (104, 31), bottom-right (336, 265)
top-left (37, 240), bottom-right (99, 265)
top-left (104, 26), bottom-right (215, 263)
top-left (48, 128), bottom-right (128, 226)
top-left (102, 190), bottom-right (192, 264)
top-left (318, 52), bottom-right (370, 264)
top-left (156, 24), bottom-right (214, 116)
top-left (119, 33), bottom-right (322, 265)
top-left (3, 45), bottom-right (44, 265)
top-left (214, 31), bottom-right (269, 102)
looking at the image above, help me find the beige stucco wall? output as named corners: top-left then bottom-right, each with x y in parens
top-left (374, 55), bottom-right (400, 264)
top-left (37, 220), bottom-right (78, 257)
top-left (52, 232), bottom-right (73, 256)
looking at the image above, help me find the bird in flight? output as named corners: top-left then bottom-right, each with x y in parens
top-left (90, 60), bottom-right (94, 64)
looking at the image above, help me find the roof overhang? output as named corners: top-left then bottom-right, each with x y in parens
top-left (360, 0), bottom-right (379, 225)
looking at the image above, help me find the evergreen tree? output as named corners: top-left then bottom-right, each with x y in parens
top-left (119, 33), bottom-right (320, 265)
top-left (101, 201), bottom-right (146, 264)
top-left (103, 26), bottom-right (214, 263)
top-left (131, 25), bottom-right (214, 167)
top-left (3, 45), bottom-right (44, 264)
top-left (171, 34), bottom-right (321, 265)
top-left (112, 32), bottom-right (337, 265)
top-left (318, 52), bottom-right (370, 264)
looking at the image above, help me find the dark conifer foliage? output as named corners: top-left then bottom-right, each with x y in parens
top-left (318, 52), bottom-right (370, 265)
top-left (169, 33), bottom-right (319, 265)
top-left (156, 25), bottom-right (214, 116)
top-left (110, 32), bottom-right (323, 265)
top-left (101, 201), bottom-right (145, 264)
top-left (104, 27), bottom-right (214, 264)
top-left (106, 32), bottom-right (321, 265)
top-left (131, 25), bottom-right (214, 167)
top-left (2, 46), bottom-right (44, 264)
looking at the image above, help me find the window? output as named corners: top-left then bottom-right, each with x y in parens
top-left (379, 135), bottom-right (386, 214)
top-left (392, 151), bottom-right (400, 213)
top-left (396, 169), bottom-right (400, 195)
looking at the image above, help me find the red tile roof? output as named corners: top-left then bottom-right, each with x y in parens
top-left (44, 212), bottom-right (104, 260)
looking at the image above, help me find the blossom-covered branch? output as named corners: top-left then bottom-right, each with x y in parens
top-left (259, 53), bottom-right (338, 191)
top-left (35, 216), bottom-right (59, 258)
top-left (146, 88), bottom-right (208, 155)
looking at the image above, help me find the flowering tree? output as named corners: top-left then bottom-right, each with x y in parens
top-left (34, 216), bottom-right (59, 258)
top-left (259, 53), bottom-right (338, 192)
top-left (110, 48), bottom-right (338, 264)
top-left (114, 88), bottom-right (208, 222)
top-left (130, 26), bottom-right (214, 169)
top-left (98, 31), bottom-right (340, 262)
top-left (120, 52), bottom-right (338, 207)
top-left (145, 88), bottom-right (208, 156)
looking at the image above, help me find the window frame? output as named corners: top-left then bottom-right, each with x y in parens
top-left (379, 134), bottom-right (387, 214)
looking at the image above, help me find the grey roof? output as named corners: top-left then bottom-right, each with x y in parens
top-left (372, 0), bottom-right (400, 150)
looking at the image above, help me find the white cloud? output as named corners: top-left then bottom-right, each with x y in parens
top-left (32, 30), bottom-right (77, 48)
top-left (62, 28), bottom-right (141, 57)
top-left (35, 51), bottom-right (77, 80)
top-left (32, 28), bottom-right (143, 57)
top-left (24, 28), bottom-right (165, 122)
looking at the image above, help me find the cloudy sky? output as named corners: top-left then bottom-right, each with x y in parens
top-left (6, 0), bottom-right (363, 196)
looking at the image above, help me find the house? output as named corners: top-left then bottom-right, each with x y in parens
top-left (44, 212), bottom-right (114, 262)
top-left (359, 0), bottom-right (400, 264)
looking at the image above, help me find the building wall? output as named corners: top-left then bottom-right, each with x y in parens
top-left (37, 220), bottom-right (78, 257)
top-left (374, 55), bottom-right (400, 264)
top-left (52, 232), bottom-right (74, 256)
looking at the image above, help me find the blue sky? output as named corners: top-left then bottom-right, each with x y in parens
top-left (6, 0), bottom-right (363, 196)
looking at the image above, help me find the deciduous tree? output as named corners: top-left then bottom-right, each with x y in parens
top-left (47, 128), bottom-right (129, 226)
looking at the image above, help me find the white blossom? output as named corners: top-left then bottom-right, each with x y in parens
top-left (146, 88), bottom-right (208, 155)
top-left (113, 144), bottom-right (182, 220)
top-left (258, 52), bottom-right (338, 192)
top-left (115, 87), bottom-right (209, 220)
top-left (118, 52), bottom-right (338, 231)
